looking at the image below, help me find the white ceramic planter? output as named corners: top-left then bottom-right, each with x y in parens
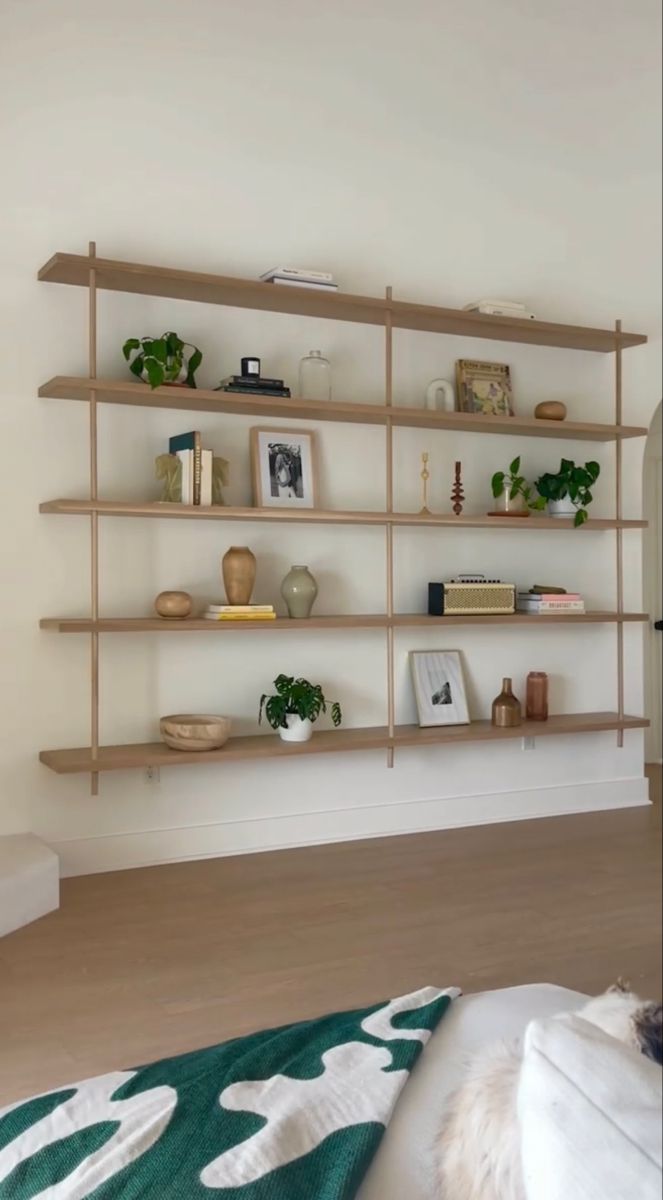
top-left (279, 715), bottom-right (313, 743)
top-left (548, 497), bottom-right (577, 518)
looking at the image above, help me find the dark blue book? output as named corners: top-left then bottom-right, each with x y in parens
top-left (169, 431), bottom-right (201, 455)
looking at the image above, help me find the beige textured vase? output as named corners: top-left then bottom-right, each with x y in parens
top-left (222, 546), bottom-right (256, 606)
top-left (491, 677), bottom-right (522, 727)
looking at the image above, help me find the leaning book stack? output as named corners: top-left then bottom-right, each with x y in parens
top-left (203, 605), bottom-right (276, 622)
top-left (169, 431), bottom-right (212, 505)
top-left (517, 592), bottom-right (585, 615)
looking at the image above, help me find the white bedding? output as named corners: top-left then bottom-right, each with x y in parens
top-left (357, 983), bottom-right (587, 1200)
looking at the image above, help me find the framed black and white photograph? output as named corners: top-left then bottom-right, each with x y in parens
top-left (250, 427), bottom-right (319, 509)
top-left (409, 650), bottom-right (470, 727)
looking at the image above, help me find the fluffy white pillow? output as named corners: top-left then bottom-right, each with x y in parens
top-left (518, 1012), bottom-right (662, 1200)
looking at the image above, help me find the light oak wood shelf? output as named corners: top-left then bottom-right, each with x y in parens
top-left (39, 712), bottom-right (650, 774)
top-left (38, 253), bottom-right (647, 352)
top-left (39, 498), bottom-right (647, 530)
top-left (39, 377), bottom-right (649, 442)
top-left (40, 612), bottom-right (648, 633)
top-left (38, 243), bottom-right (648, 788)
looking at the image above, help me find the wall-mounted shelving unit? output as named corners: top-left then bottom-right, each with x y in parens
top-left (38, 245), bottom-right (649, 793)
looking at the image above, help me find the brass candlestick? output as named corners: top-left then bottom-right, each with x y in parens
top-left (420, 452), bottom-right (431, 514)
top-left (451, 460), bottom-right (464, 516)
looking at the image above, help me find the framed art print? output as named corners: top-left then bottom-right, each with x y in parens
top-left (456, 360), bottom-right (514, 417)
top-left (250, 428), bottom-right (319, 509)
top-left (409, 650), bottom-right (470, 727)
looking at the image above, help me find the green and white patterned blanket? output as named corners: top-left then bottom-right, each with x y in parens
top-left (0, 985), bottom-right (457, 1199)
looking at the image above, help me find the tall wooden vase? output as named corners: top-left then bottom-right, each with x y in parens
top-left (222, 546), bottom-right (256, 606)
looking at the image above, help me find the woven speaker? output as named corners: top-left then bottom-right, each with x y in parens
top-left (443, 582), bottom-right (515, 615)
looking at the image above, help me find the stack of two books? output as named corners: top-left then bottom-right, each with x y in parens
top-left (217, 374), bottom-right (291, 399)
top-left (260, 266), bottom-right (338, 293)
top-left (169, 431), bottom-right (212, 506)
top-left (517, 591), bottom-right (585, 615)
top-left (203, 604), bottom-right (276, 622)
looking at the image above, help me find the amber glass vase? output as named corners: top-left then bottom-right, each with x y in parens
top-left (526, 671), bottom-right (549, 720)
top-left (491, 677), bottom-right (522, 727)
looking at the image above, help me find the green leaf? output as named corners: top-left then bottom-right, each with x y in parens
top-left (164, 331), bottom-right (183, 356)
top-left (509, 456), bottom-right (521, 476)
top-left (491, 471), bottom-right (505, 498)
top-left (144, 357), bottom-right (164, 389)
top-left (574, 508), bottom-right (588, 527)
top-left (129, 355), bottom-right (144, 379)
top-left (122, 337), bottom-right (141, 360)
top-left (149, 338), bottom-right (168, 364)
top-left (331, 702), bottom-right (342, 727)
top-left (586, 461), bottom-right (600, 482)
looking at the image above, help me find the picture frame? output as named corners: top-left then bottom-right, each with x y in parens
top-left (409, 650), bottom-right (470, 727)
top-left (250, 427), bottom-right (319, 509)
top-left (456, 359), bottom-right (514, 417)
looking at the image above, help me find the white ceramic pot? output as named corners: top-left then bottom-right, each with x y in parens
top-left (279, 715), bottom-right (313, 743)
top-left (548, 497), bottom-right (576, 518)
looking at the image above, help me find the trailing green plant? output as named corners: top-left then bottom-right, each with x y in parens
top-left (122, 331), bottom-right (202, 390)
top-left (535, 458), bottom-right (600, 527)
top-left (491, 456), bottom-right (546, 511)
top-left (259, 675), bottom-right (342, 731)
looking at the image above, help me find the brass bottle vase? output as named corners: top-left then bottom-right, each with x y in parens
top-left (491, 677), bottom-right (522, 727)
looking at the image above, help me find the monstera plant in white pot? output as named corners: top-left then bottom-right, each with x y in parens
top-left (259, 675), bottom-right (342, 743)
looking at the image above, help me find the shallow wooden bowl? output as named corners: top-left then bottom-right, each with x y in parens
top-left (160, 714), bottom-right (231, 752)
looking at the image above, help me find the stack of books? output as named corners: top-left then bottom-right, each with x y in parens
top-left (203, 604), bottom-right (276, 622)
top-left (517, 591), bottom-right (585, 615)
top-left (462, 298), bottom-right (536, 320)
top-left (169, 431), bottom-right (212, 506)
top-left (260, 266), bottom-right (338, 293)
top-left (216, 374), bottom-right (291, 399)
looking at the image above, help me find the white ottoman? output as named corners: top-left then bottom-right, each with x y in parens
top-left (0, 834), bottom-right (59, 937)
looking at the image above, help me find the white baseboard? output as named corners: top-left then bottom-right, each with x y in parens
top-left (53, 776), bottom-right (650, 877)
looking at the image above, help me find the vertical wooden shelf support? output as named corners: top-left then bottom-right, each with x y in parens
top-left (89, 243), bottom-right (100, 794)
top-left (385, 286), bottom-right (395, 768)
top-left (615, 318), bottom-right (624, 747)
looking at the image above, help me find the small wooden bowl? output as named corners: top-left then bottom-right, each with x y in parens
top-left (154, 591), bottom-right (193, 619)
top-left (160, 714), bottom-right (231, 752)
top-left (534, 401), bottom-right (567, 421)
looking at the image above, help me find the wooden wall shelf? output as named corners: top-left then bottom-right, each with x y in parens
top-left (38, 253), bottom-right (647, 352)
top-left (40, 612), bottom-right (648, 633)
top-left (39, 498), bottom-right (646, 530)
top-left (39, 712), bottom-right (649, 775)
top-left (38, 242), bottom-right (648, 792)
top-left (39, 377), bottom-right (648, 442)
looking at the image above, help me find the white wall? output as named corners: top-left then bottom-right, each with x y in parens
top-left (1, 0), bottom-right (661, 875)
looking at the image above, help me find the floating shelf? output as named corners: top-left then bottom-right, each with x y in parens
top-left (39, 377), bottom-right (649, 441)
top-left (39, 712), bottom-right (649, 774)
top-left (40, 612), bottom-right (649, 633)
top-left (38, 254), bottom-right (647, 352)
top-left (39, 498), bottom-right (647, 530)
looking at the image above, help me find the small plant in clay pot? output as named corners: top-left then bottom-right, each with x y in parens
top-left (122, 331), bottom-right (202, 389)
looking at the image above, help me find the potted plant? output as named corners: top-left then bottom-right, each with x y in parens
top-left (491, 456), bottom-right (547, 517)
top-left (259, 675), bottom-right (342, 743)
top-left (535, 459), bottom-right (600, 526)
top-left (122, 331), bottom-right (202, 390)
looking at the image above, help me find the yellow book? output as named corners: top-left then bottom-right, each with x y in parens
top-left (204, 612), bottom-right (277, 621)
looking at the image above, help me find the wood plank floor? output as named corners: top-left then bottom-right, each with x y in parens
top-left (0, 767), bottom-right (660, 1105)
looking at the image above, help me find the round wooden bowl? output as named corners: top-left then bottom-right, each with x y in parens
top-left (154, 591), bottom-right (193, 619)
top-left (534, 401), bottom-right (567, 421)
top-left (160, 714), bottom-right (231, 752)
